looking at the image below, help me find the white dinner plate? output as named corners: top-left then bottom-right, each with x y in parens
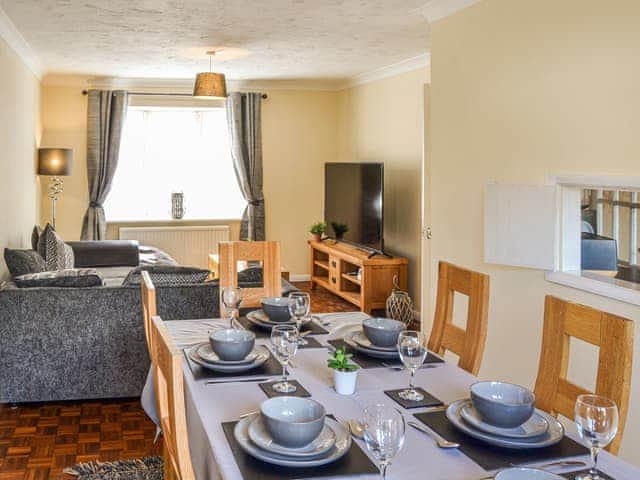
top-left (188, 344), bottom-right (270, 372)
top-left (195, 343), bottom-right (258, 365)
top-left (446, 400), bottom-right (564, 449)
top-left (248, 415), bottom-right (336, 458)
top-left (352, 331), bottom-right (398, 352)
top-left (234, 414), bottom-right (351, 467)
top-left (344, 331), bottom-right (399, 359)
top-left (460, 402), bottom-right (549, 439)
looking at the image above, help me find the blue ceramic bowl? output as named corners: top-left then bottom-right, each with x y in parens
top-left (260, 397), bottom-right (326, 448)
top-left (261, 297), bottom-right (293, 322)
top-left (208, 329), bottom-right (255, 361)
top-left (470, 381), bottom-right (535, 428)
top-left (362, 317), bottom-right (406, 348)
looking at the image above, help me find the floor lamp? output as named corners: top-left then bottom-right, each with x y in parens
top-left (38, 148), bottom-right (72, 230)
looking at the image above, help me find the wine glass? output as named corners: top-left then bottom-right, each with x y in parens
top-left (288, 292), bottom-right (311, 345)
top-left (575, 394), bottom-right (619, 480)
top-left (270, 324), bottom-right (299, 393)
top-left (397, 331), bottom-right (428, 401)
top-left (362, 404), bottom-right (406, 480)
top-left (221, 287), bottom-right (242, 328)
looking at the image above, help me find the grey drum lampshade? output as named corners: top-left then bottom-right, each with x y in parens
top-left (193, 72), bottom-right (227, 99)
top-left (38, 148), bottom-right (73, 176)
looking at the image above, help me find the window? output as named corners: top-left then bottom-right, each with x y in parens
top-left (105, 106), bottom-right (245, 221)
top-left (580, 189), bottom-right (640, 283)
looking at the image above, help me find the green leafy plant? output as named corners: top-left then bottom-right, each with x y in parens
top-left (331, 222), bottom-right (349, 239)
top-left (309, 221), bottom-right (327, 235)
top-left (327, 347), bottom-right (359, 372)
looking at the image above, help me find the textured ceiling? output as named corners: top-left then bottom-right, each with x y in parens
top-left (1, 0), bottom-right (430, 80)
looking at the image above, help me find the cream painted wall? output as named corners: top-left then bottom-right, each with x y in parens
top-left (337, 67), bottom-right (430, 306)
top-left (262, 90), bottom-right (337, 278)
top-left (428, 0), bottom-right (640, 461)
top-left (0, 37), bottom-right (40, 279)
top-left (40, 84), bottom-right (88, 240)
top-left (40, 82), bottom-right (337, 277)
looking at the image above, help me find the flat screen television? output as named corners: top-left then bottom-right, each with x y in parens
top-left (324, 162), bottom-right (384, 253)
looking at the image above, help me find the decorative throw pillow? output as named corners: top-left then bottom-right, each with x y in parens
top-left (3, 249), bottom-right (47, 278)
top-left (123, 266), bottom-right (210, 286)
top-left (14, 269), bottom-right (104, 288)
top-left (37, 224), bottom-right (74, 270)
top-left (31, 225), bottom-right (43, 251)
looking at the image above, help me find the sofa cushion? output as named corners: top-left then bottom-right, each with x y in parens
top-left (37, 224), bottom-right (74, 270)
top-left (123, 265), bottom-right (210, 286)
top-left (14, 269), bottom-right (104, 288)
top-left (31, 225), bottom-right (43, 251)
top-left (4, 249), bottom-right (47, 277)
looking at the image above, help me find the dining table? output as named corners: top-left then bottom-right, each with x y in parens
top-left (140, 311), bottom-right (640, 480)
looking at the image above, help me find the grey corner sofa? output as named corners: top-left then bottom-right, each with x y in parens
top-left (0, 241), bottom-right (296, 404)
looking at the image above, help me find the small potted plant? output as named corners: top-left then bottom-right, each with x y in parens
top-left (327, 347), bottom-right (360, 395)
top-left (331, 222), bottom-right (349, 240)
top-left (309, 221), bottom-right (326, 242)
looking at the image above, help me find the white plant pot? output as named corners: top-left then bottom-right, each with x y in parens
top-left (333, 369), bottom-right (358, 395)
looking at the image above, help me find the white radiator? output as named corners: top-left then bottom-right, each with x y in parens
top-left (119, 226), bottom-right (230, 269)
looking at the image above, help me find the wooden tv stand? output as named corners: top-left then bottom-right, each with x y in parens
top-left (309, 240), bottom-right (408, 314)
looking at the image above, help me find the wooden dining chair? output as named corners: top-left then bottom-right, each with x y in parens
top-left (427, 261), bottom-right (490, 375)
top-left (534, 295), bottom-right (633, 454)
top-left (141, 270), bottom-right (157, 358)
top-left (150, 315), bottom-right (195, 480)
top-left (218, 241), bottom-right (282, 309)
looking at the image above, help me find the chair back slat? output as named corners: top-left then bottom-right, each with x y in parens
top-left (219, 241), bottom-right (281, 308)
top-left (141, 270), bottom-right (157, 358)
top-left (428, 261), bottom-right (490, 375)
top-left (534, 295), bottom-right (633, 454)
top-left (150, 316), bottom-right (195, 480)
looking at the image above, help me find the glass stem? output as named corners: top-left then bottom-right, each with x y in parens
top-left (590, 446), bottom-right (599, 474)
top-left (379, 463), bottom-right (388, 480)
top-left (281, 361), bottom-right (288, 383)
top-left (409, 368), bottom-right (416, 392)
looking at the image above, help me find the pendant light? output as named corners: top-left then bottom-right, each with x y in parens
top-left (193, 50), bottom-right (227, 99)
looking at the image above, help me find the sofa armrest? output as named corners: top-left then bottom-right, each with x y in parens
top-left (67, 240), bottom-right (140, 268)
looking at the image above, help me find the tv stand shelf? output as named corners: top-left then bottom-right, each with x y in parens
top-left (309, 240), bottom-right (408, 314)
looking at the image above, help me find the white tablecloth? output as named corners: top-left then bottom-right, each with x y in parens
top-left (140, 312), bottom-right (640, 480)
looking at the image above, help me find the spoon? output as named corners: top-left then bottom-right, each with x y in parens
top-left (348, 419), bottom-right (365, 439)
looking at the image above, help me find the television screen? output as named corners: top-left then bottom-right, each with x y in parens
top-left (324, 162), bottom-right (384, 252)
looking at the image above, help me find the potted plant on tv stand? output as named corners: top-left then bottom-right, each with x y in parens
top-left (327, 347), bottom-right (360, 395)
top-left (309, 221), bottom-right (326, 242)
top-left (331, 222), bottom-right (349, 240)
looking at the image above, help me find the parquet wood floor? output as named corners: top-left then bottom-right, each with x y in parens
top-left (0, 282), bottom-right (355, 479)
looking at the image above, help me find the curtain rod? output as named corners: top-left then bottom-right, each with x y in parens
top-left (81, 90), bottom-right (267, 99)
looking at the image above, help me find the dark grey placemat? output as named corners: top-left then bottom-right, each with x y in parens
top-left (328, 339), bottom-right (444, 369)
top-left (563, 470), bottom-right (614, 479)
top-left (259, 380), bottom-right (311, 398)
top-left (184, 347), bottom-right (282, 381)
top-left (414, 411), bottom-right (588, 471)
top-left (384, 388), bottom-right (444, 409)
top-left (221, 419), bottom-right (379, 480)
top-left (236, 317), bottom-right (328, 339)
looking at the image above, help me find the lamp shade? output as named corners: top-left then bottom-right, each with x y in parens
top-left (193, 72), bottom-right (227, 99)
top-left (38, 148), bottom-right (73, 176)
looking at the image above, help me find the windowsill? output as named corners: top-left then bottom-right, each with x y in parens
top-left (107, 218), bottom-right (242, 224)
top-left (545, 270), bottom-right (640, 306)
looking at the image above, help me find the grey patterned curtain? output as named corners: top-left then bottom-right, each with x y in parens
top-left (226, 92), bottom-right (265, 240)
top-left (81, 90), bottom-right (128, 240)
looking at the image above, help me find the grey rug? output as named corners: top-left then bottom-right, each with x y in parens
top-left (64, 456), bottom-right (163, 480)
